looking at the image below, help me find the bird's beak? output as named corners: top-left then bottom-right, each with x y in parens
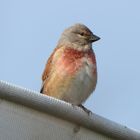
top-left (90, 34), bottom-right (100, 42)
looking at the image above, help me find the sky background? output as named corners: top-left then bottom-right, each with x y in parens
top-left (0, 0), bottom-right (140, 130)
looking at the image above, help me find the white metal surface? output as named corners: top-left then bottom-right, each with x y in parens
top-left (0, 80), bottom-right (140, 140)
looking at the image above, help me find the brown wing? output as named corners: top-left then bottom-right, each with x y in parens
top-left (40, 47), bottom-right (60, 93)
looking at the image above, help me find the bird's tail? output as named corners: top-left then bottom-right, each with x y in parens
top-left (40, 83), bottom-right (44, 94)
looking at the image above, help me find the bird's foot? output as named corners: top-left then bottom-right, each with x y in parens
top-left (78, 104), bottom-right (92, 115)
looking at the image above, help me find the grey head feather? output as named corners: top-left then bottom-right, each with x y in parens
top-left (58, 23), bottom-right (100, 46)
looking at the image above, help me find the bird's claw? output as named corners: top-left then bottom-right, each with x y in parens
top-left (78, 104), bottom-right (92, 115)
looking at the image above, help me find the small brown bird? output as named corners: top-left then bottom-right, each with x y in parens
top-left (40, 23), bottom-right (100, 106)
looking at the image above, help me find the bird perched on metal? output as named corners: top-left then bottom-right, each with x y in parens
top-left (40, 23), bottom-right (100, 106)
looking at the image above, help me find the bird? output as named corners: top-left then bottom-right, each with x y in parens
top-left (40, 23), bottom-right (100, 107)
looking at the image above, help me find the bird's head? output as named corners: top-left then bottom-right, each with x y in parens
top-left (60, 23), bottom-right (100, 46)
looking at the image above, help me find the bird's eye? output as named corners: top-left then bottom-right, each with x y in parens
top-left (79, 32), bottom-right (84, 36)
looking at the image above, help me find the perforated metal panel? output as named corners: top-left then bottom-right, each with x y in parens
top-left (0, 81), bottom-right (140, 140)
top-left (0, 100), bottom-right (112, 140)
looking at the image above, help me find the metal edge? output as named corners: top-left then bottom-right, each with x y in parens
top-left (0, 80), bottom-right (140, 140)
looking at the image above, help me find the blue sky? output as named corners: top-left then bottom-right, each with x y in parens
top-left (0, 0), bottom-right (140, 130)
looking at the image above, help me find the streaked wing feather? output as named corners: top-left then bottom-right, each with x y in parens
top-left (40, 47), bottom-right (61, 93)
